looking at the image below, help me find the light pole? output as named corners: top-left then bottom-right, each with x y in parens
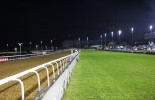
top-left (111, 32), bottom-right (113, 42)
top-left (78, 37), bottom-right (80, 48)
top-left (7, 44), bottom-right (9, 51)
top-left (18, 43), bottom-right (23, 57)
top-left (29, 42), bottom-right (32, 50)
top-left (87, 37), bottom-right (88, 49)
top-left (40, 41), bottom-right (43, 50)
top-left (100, 35), bottom-right (102, 49)
top-left (150, 25), bottom-right (153, 33)
top-left (118, 30), bottom-right (122, 43)
top-left (45, 46), bottom-right (47, 50)
top-left (51, 40), bottom-right (53, 51)
top-left (131, 28), bottom-right (134, 44)
top-left (35, 45), bottom-right (39, 51)
top-left (104, 33), bottom-right (106, 46)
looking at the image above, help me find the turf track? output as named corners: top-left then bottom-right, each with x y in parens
top-left (63, 50), bottom-right (155, 100)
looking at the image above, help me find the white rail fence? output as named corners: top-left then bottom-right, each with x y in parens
top-left (0, 50), bottom-right (62, 63)
top-left (0, 50), bottom-right (80, 100)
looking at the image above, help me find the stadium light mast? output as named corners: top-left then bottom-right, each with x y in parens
top-left (131, 28), bottom-right (134, 44)
top-left (29, 42), bottom-right (32, 50)
top-left (100, 35), bottom-right (102, 49)
top-left (45, 46), bottom-right (47, 50)
top-left (7, 44), bottom-right (9, 51)
top-left (111, 32), bottom-right (114, 42)
top-left (78, 37), bottom-right (80, 48)
top-left (118, 30), bottom-right (122, 43)
top-left (104, 33), bottom-right (107, 46)
top-left (40, 41), bottom-right (43, 50)
top-left (18, 43), bottom-right (23, 57)
top-left (35, 45), bottom-right (39, 51)
top-left (87, 37), bottom-right (88, 49)
top-left (150, 25), bottom-right (153, 33)
top-left (51, 40), bottom-right (53, 51)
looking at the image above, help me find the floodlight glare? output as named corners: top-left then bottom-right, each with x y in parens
top-left (111, 32), bottom-right (113, 36)
top-left (150, 25), bottom-right (153, 33)
top-left (131, 28), bottom-right (134, 33)
top-left (100, 35), bottom-right (102, 38)
top-left (105, 33), bottom-right (106, 37)
top-left (131, 28), bottom-right (134, 44)
top-left (87, 37), bottom-right (88, 41)
top-left (111, 32), bottom-right (114, 42)
top-left (118, 30), bottom-right (121, 35)
top-left (79, 37), bottom-right (80, 41)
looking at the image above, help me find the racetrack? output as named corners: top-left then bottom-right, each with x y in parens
top-left (0, 51), bottom-right (70, 100)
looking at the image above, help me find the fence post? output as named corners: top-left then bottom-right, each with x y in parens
top-left (41, 66), bottom-right (50, 87)
top-left (50, 64), bottom-right (56, 82)
top-left (30, 71), bottom-right (41, 92)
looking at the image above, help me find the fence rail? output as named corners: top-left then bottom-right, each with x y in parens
top-left (0, 50), bottom-right (80, 100)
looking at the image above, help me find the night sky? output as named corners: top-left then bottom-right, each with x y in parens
top-left (0, 0), bottom-right (155, 48)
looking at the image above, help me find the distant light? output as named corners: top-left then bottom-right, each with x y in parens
top-left (18, 43), bottom-right (23, 46)
top-left (87, 37), bottom-right (88, 41)
top-left (79, 38), bottom-right (80, 41)
top-left (118, 30), bottom-right (121, 36)
top-left (111, 32), bottom-right (113, 36)
top-left (41, 41), bottom-right (43, 44)
top-left (150, 25), bottom-right (153, 31)
top-left (131, 28), bottom-right (134, 32)
top-left (100, 35), bottom-right (102, 38)
top-left (51, 40), bottom-right (52, 43)
top-left (105, 33), bottom-right (106, 37)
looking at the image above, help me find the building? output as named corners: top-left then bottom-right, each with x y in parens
top-left (144, 32), bottom-right (155, 41)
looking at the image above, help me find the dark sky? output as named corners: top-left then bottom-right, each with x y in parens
top-left (0, 0), bottom-right (155, 48)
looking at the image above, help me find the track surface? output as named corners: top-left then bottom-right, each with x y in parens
top-left (63, 50), bottom-right (155, 100)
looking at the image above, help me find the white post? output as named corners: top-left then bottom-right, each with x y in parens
top-left (50, 64), bottom-right (56, 81)
top-left (10, 79), bottom-right (25, 100)
top-left (52, 62), bottom-right (59, 75)
top-left (18, 43), bottom-right (23, 57)
top-left (42, 66), bottom-right (50, 87)
top-left (30, 71), bottom-right (41, 92)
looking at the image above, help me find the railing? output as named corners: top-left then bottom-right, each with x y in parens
top-left (0, 50), bottom-right (61, 63)
top-left (0, 50), bottom-right (80, 100)
top-left (0, 54), bottom-right (36, 62)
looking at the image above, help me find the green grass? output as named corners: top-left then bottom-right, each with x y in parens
top-left (63, 50), bottom-right (155, 100)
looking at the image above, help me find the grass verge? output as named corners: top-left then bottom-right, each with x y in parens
top-left (63, 50), bottom-right (155, 100)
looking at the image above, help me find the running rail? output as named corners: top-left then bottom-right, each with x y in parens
top-left (0, 50), bottom-right (80, 100)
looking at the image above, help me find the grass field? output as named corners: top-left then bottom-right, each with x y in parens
top-left (63, 50), bottom-right (155, 100)
top-left (0, 51), bottom-right (70, 100)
